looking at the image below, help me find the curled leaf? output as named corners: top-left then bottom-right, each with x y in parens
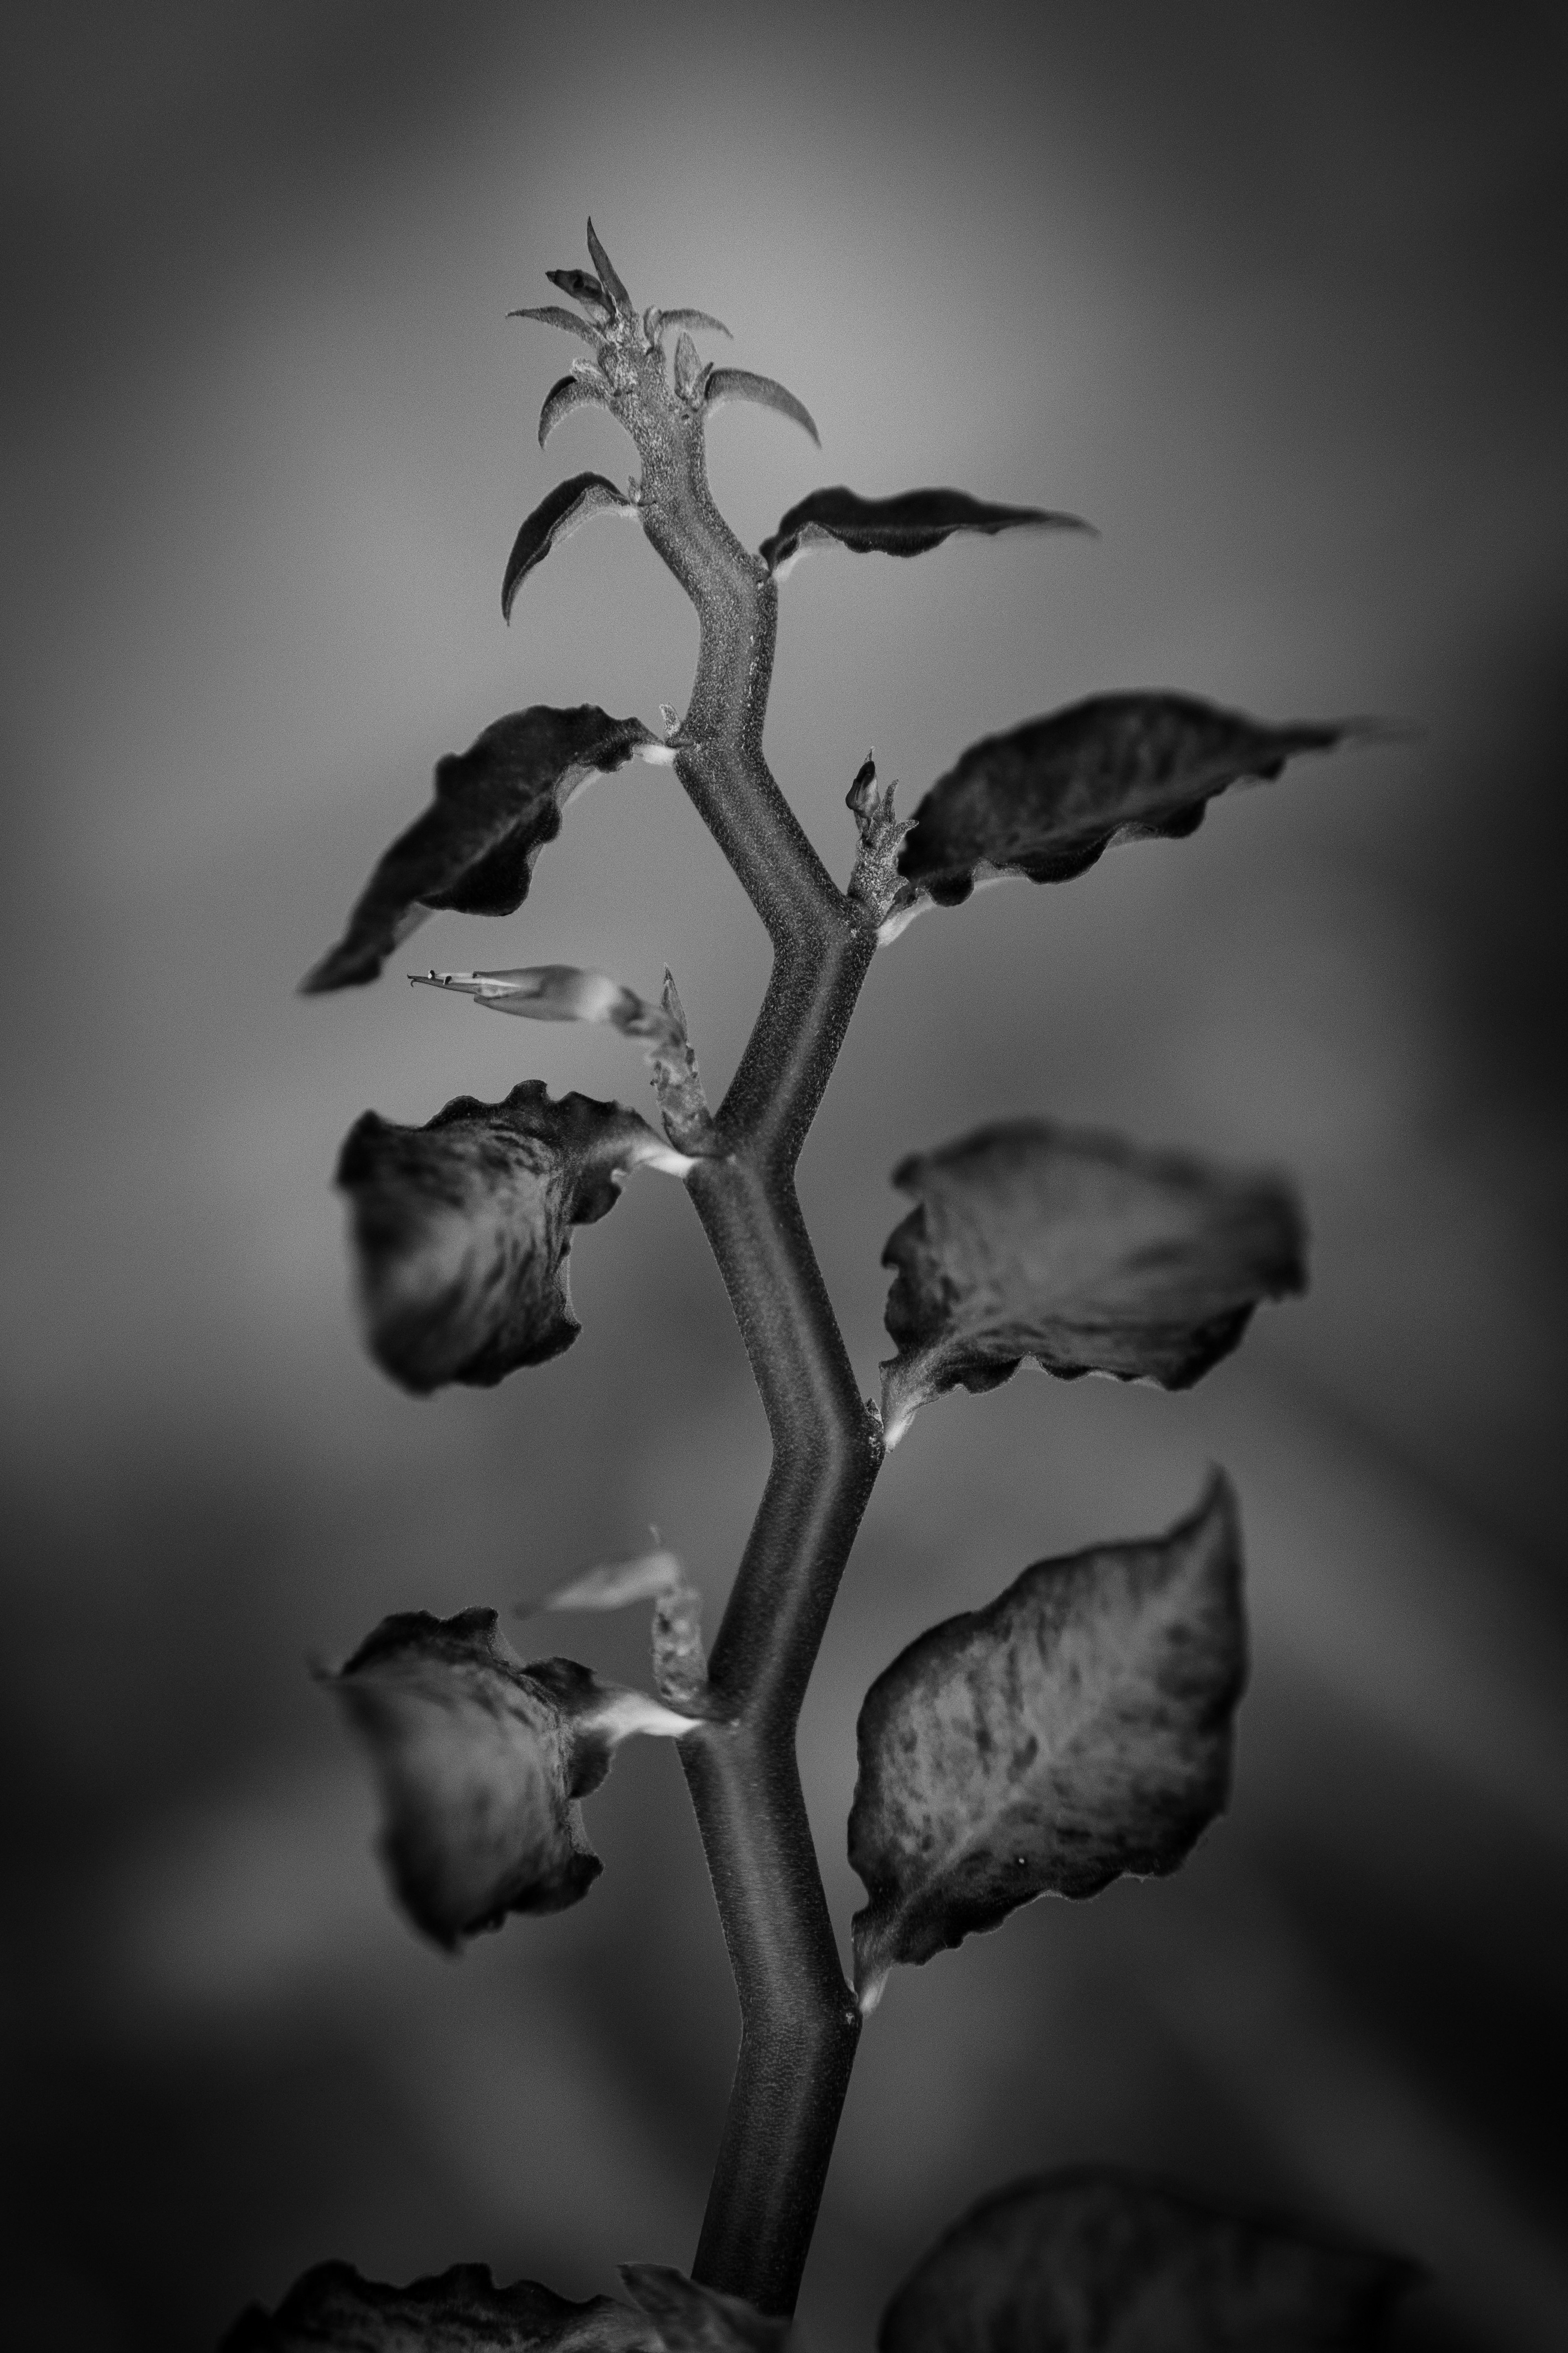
top-left (336, 1080), bottom-right (673, 1394)
top-left (703, 367), bottom-right (819, 446)
top-left (502, 473), bottom-right (633, 620)
top-left (412, 964), bottom-right (679, 1044)
top-left (880, 1120), bottom-right (1305, 1445)
top-left (844, 751), bottom-right (915, 923)
top-left (899, 691), bottom-right (1368, 907)
top-left (652, 307), bottom-right (732, 341)
top-left (849, 1479), bottom-right (1245, 2004)
top-left (621, 2268), bottom-right (786, 2353)
top-left (325, 1606), bottom-right (695, 1949)
top-left (760, 485), bottom-right (1089, 575)
top-left (586, 219), bottom-right (635, 319)
top-left (223, 2257), bottom-right (657, 2351)
top-left (539, 369), bottom-right (615, 448)
top-left (301, 705), bottom-right (653, 993)
top-left (879, 2171), bottom-right (1416, 2353)
top-left (647, 969), bottom-right (713, 1151)
top-left (546, 267), bottom-right (610, 317)
top-left (509, 303), bottom-right (605, 350)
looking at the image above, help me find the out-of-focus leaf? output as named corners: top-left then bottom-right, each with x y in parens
top-left (880, 1120), bottom-right (1305, 1445)
top-left (899, 692), bottom-right (1365, 906)
top-left (509, 303), bottom-right (605, 349)
top-left (336, 1080), bottom-right (675, 1394)
top-left (849, 1479), bottom-right (1244, 2005)
top-left (703, 368), bottom-right (819, 446)
top-left (536, 1548), bottom-right (711, 1716)
top-left (879, 2171), bottom-right (1416, 2353)
top-left (502, 473), bottom-right (633, 620)
top-left (325, 1606), bottom-right (695, 1948)
top-left (546, 267), bottom-right (609, 317)
top-left (223, 2257), bottom-right (657, 2350)
top-left (539, 1546), bottom-right (689, 1614)
top-left (301, 706), bottom-right (653, 993)
top-left (844, 751), bottom-right (915, 923)
top-left (760, 485), bottom-right (1088, 574)
top-left (621, 2268), bottom-right (786, 2353)
top-left (540, 370), bottom-right (615, 448)
top-left (586, 219), bottom-right (635, 319)
top-left (411, 964), bottom-right (677, 1043)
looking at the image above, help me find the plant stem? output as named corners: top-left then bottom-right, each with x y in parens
top-left (629, 363), bottom-right (882, 2312)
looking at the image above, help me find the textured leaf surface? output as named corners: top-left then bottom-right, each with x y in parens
top-left (898, 692), bottom-right (1361, 906)
top-left (760, 485), bottom-right (1087, 574)
top-left (502, 473), bottom-right (631, 620)
top-left (703, 367), bottom-right (819, 445)
top-left (880, 1120), bottom-right (1305, 1444)
top-left (336, 1081), bottom-right (664, 1394)
top-left (326, 1607), bottom-right (692, 1948)
top-left (224, 2258), bottom-right (655, 2350)
top-left (302, 706), bottom-right (653, 992)
top-left (849, 1480), bottom-right (1245, 2001)
top-left (621, 2268), bottom-right (786, 2353)
top-left (539, 370), bottom-right (614, 447)
top-left (879, 2172), bottom-right (1414, 2353)
top-left (412, 964), bottom-right (677, 1043)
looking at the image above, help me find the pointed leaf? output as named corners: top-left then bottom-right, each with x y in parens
top-left (880, 1120), bottom-right (1305, 1445)
top-left (414, 964), bottom-right (679, 1047)
top-left (849, 1479), bottom-right (1245, 2001)
top-left (673, 330), bottom-right (703, 402)
top-left (586, 219), bottom-right (635, 319)
top-left (502, 472), bottom-right (632, 620)
top-left (223, 2258), bottom-right (655, 2351)
top-left (509, 303), bottom-right (605, 350)
top-left (621, 2268), bottom-right (786, 2353)
top-left (900, 691), bottom-right (1365, 906)
top-left (540, 370), bottom-right (614, 448)
top-left (653, 307), bottom-right (732, 341)
top-left (540, 1547), bottom-right (688, 1614)
top-left (535, 1548), bottom-right (711, 1716)
top-left (325, 1606), bottom-right (694, 1948)
top-left (880, 2171), bottom-right (1416, 2353)
top-left (546, 267), bottom-right (609, 317)
top-left (760, 485), bottom-right (1089, 573)
top-left (301, 705), bottom-right (653, 992)
top-left (335, 1080), bottom-right (670, 1394)
top-left (703, 367), bottom-right (819, 446)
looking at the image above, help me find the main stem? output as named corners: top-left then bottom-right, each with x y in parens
top-left (629, 366), bottom-right (882, 2314)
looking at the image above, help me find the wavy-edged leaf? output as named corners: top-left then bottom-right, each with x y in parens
top-left (508, 303), bottom-right (604, 350)
top-left (586, 219), bottom-right (635, 319)
top-left (539, 369), bottom-right (615, 448)
top-left (880, 1120), bottom-right (1305, 1445)
top-left (223, 2257), bottom-right (656, 2351)
top-left (301, 705), bottom-right (653, 993)
top-left (325, 1606), bottom-right (695, 1948)
top-left (336, 1080), bottom-right (679, 1395)
top-left (849, 1479), bottom-right (1245, 2004)
top-left (502, 473), bottom-right (632, 620)
top-left (546, 266), bottom-right (609, 317)
top-left (621, 2268), bottom-right (786, 2353)
top-left (703, 366), bottom-right (819, 446)
top-left (900, 691), bottom-right (1365, 906)
top-left (760, 485), bottom-right (1089, 574)
top-left (880, 2171), bottom-right (1416, 2353)
top-left (652, 306), bottom-right (732, 341)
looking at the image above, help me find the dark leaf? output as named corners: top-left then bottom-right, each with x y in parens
top-left (760, 485), bottom-right (1089, 574)
top-left (301, 705), bottom-right (653, 992)
top-left (508, 303), bottom-right (605, 350)
top-left (899, 691), bottom-right (1366, 906)
top-left (223, 2257), bottom-right (655, 2350)
top-left (546, 267), bottom-right (609, 316)
top-left (879, 2171), bottom-right (1416, 2353)
top-left (586, 219), bottom-right (635, 319)
top-left (703, 367), bottom-right (819, 446)
top-left (621, 2268), bottom-right (786, 2353)
top-left (502, 473), bottom-right (632, 620)
top-left (880, 1120), bottom-right (1305, 1445)
top-left (540, 370), bottom-right (614, 448)
top-left (336, 1079), bottom-right (682, 1394)
top-left (653, 307), bottom-right (732, 341)
top-left (325, 1606), bottom-right (694, 1948)
top-left (849, 1479), bottom-right (1245, 2002)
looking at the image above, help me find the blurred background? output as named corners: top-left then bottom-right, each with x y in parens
top-left (2, 4), bottom-right (1565, 2346)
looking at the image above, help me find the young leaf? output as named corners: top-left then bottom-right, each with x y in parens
top-left (849, 1479), bottom-right (1245, 2005)
top-left (898, 691), bottom-right (1365, 906)
top-left (223, 2257), bottom-right (656, 2351)
top-left (412, 964), bottom-right (678, 1043)
top-left (325, 1606), bottom-right (695, 1949)
top-left (586, 218), bottom-right (635, 319)
top-left (301, 705), bottom-right (653, 993)
top-left (844, 751), bottom-right (915, 923)
top-left (536, 1548), bottom-right (711, 1716)
top-left (539, 369), bottom-right (615, 448)
top-left (336, 1080), bottom-right (679, 1395)
top-left (621, 2267), bottom-right (787, 2353)
top-left (703, 367), bottom-right (820, 446)
top-left (538, 1545), bottom-right (690, 1614)
top-left (509, 302), bottom-right (606, 350)
top-left (650, 306), bottom-right (732, 341)
top-left (546, 267), bottom-right (610, 317)
top-left (502, 472), bottom-right (633, 621)
top-left (760, 485), bottom-right (1089, 575)
top-left (880, 1120), bottom-right (1305, 1445)
top-left (879, 2171), bottom-right (1415, 2353)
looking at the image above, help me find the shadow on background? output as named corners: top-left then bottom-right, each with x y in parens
top-left (2, 4), bottom-right (1565, 2348)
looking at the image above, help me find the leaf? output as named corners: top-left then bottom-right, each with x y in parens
top-left (621, 2268), bottom-right (787, 2353)
top-left (539, 1546), bottom-right (690, 1613)
top-left (535, 1545), bottom-right (710, 1714)
top-left (760, 485), bottom-right (1089, 574)
top-left (325, 1606), bottom-right (695, 1949)
top-left (509, 303), bottom-right (605, 350)
top-left (335, 1080), bottom-right (675, 1394)
top-left (849, 1478), bottom-right (1245, 2004)
top-left (412, 964), bottom-right (679, 1044)
top-left (586, 218), bottom-right (635, 319)
top-left (703, 367), bottom-right (819, 446)
top-left (652, 307), bottom-right (732, 341)
top-left (878, 2171), bottom-right (1416, 2353)
top-left (673, 330), bottom-right (704, 402)
top-left (502, 473), bottom-right (633, 620)
top-left (880, 1120), bottom-right (1305, 1446)
top-left (301, 705), bottom-right (653, 993)
top-left (223, 2257), bottom-right (656, 2351)
top-left (899, 691), bottom-right (1366, 906)
top-left (540, 370), bottom-right (615, 448)
top-left (546, 267), bottom-right (610, 316)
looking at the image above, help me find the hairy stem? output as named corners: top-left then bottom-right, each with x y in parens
top-left (627, 356), bottom-right (882, 2311)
